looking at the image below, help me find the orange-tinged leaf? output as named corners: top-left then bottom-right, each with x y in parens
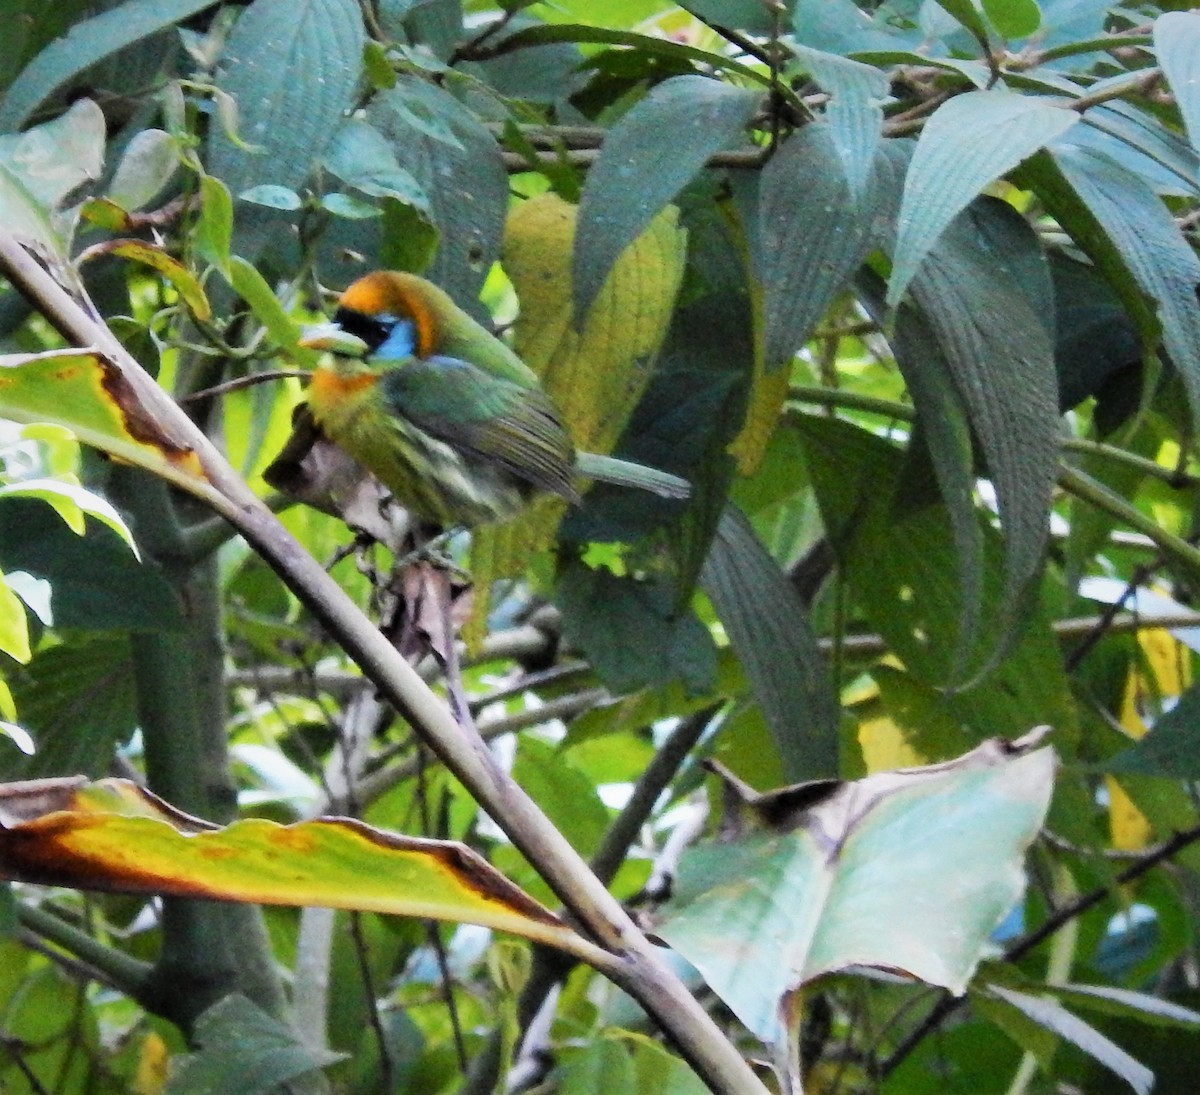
top-left (0, 777), bottom-right (586, 953)
top-left (0, 349), bottom-right (211, 494)
top-left (77, 238), bottom-right (211, 320)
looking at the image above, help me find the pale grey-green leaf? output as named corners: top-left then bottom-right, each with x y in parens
top-left (888, 91), bottom-right (1077, 306)
top-left (988, 987), bottom-right (1153, 1095)
top-left (1154, 12), bottom-right (1200, 159)
top-left (106, 128), bottom-right (179, 211)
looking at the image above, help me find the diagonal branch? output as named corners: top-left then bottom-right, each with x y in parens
top-left (0, 233), bottom-right (767, 1095)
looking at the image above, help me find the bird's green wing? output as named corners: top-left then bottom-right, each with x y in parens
top-left (378, 356), bottom-right (579, 501)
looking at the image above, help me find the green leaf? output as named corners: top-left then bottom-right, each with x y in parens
top-left (574, 75), bottom-right (760, 323)
top-left (794, 415), bottom-right (1076, 730)
top-left (105, 128), bottom-right (179, 212)
top-left (656, 735), bottom-right (1055, 1045)
top-left (207, 0), bottom-right (365, 197)
top-left (1050, 142), bottom-right (1200, 423)
top-left (759, 123), bottom-right (883, 368)
top-left (322, 118), bottom-right (429, 210)
top-left (368, 78), bottom-right (508, 304)
top-left (931, 0), bottom-right (992, 43)
top-left (1154, 12), bottom-right (1200, 159)
top-left (699, 506), bottom-right (839, 781)
top-left (1050, 983), bottom-right (1200, 1030)
top-left (195, 174), bottom-right (234, 274)
top-left (985, 986), bottom-right (1153, 1095)
top-left (0, 498), bottom-right (180, 632)
top-left (555, 561), bottom-right (718, 695)
top-left (0, 0), bottom-right (222, 132)
top-left (887, 91), bottom-right (1077, 307)
top-left (791, 46), bottom-right (888, 197)
top-left (512, 738), bottom-right (610, 860)
top-left (1077, 101), bottom-right (1199, 198)
top-left (0, 569), bottom-right (31, 665)
top-left (238, 184), bottom-right (302, 210)
top-left (981, 0), bottom-right (1041, 39)
top-left (1108, 681), bottom-right (1200, 778)
top-left (907, 198), bottom-right (1060, 660)
top-left (4, 634), bottom-right (137, 778)
top-left (858, 269), bottom-right (982, 683)
top-left (0, 478), bottom-right (138, 553)
top-left (167, 995), bottom-right (344, 1095)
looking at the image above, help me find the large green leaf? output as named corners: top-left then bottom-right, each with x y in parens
top-left (555, 561), bottom-right (717, 695)
top-left (907, 198), bottom-right (1060, 652)
top-left (207, 0), bottom-right (365, 198)
top-left (888, 91), bottom-right (1077, 307)
top-left (656, 734), bottom-right (1055, 1045)
top-left (1154, 12), bottom-right (1200, 159)
top-left (574, 75), bottom-right (760, 323)
top-left (1049, 142), bottom-right (1200, 422)
top-left (0, 0), bottom-right (221, 132)
top-left (791, 45), bottom-right (888, 198)
top-left (699, 506), bottom-right (839, 781)
top-left (794, 415), bottom-right (1076, 733)
top-left (758, 123), bottom-right (883, 368)
top-left (368, 78), bottom-right (509, 306)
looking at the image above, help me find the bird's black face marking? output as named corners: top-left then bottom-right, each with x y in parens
top-left (333, 307), bottom-right (397, 356)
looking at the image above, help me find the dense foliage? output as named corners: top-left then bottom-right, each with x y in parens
top-left (3, 0), bottom-right (1200, 1092)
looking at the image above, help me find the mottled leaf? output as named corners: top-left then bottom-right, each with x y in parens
top-left (574, 75), bottom-right (759, 322)
top-left (78, 239), bottom-right (211, 320)
top-left (656, 734), bottom-right (1055, 1045)
top-left (888, 91), bottom-right (1077, 306)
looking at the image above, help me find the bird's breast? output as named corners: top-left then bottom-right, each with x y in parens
top-left (308, 365), bottom-right (380, 437)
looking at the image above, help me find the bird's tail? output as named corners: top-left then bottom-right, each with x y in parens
top-left (575, 451), bottom-right (691, 499)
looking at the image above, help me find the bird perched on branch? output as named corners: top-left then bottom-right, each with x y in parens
top-left (295, 270), bottom-right (687, 528)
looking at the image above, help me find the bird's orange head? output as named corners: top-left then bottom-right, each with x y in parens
top-left (333, 271), bottom-right (440, 360)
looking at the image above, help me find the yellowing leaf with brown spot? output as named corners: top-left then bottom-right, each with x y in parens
top-left (466, 193), bottom-right (687, 637)
top-left (0, 777), bottom-right (591, 957)
top-left (0, 349), bottom-right (213, 497)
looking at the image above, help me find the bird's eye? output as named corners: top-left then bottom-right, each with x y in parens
top-left (333, 307), bottom-right (394, 354)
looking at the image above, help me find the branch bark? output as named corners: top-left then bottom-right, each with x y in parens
top-left (0, 233), bottom-right (768, 1095)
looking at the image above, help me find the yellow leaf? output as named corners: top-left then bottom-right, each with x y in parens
top-left (466, 194), bottom-right (687, 639)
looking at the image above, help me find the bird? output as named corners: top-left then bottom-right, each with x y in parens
top-left (297, 270), bottom-right (688, 528)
